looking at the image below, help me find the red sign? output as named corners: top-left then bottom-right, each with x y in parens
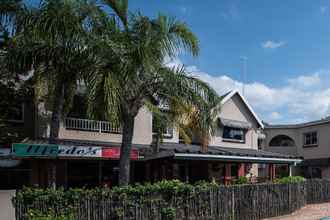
top-left (102, 148), bottom-right (139, 160)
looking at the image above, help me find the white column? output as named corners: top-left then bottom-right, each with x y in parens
top-left (289, 165), bottom-right (293, 177)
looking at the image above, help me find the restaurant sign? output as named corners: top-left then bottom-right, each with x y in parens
top-left (13, 143), bottom-right (58, 157)
top-left (58, 146), bottom-right (102, 157)
top-left (102, 148), bottom-right (139, 160)
top-left (12, 143), bottom-right (138, 160)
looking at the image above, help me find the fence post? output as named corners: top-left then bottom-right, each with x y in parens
top-left (231, 188), bottom-right (235, 220)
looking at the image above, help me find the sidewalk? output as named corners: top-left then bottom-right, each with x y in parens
top-left (0, 190), bottom-right (15, 220)
top-left (264, 203), bottom-right (330, 220)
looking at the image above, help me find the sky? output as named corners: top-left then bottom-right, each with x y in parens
top-left (25, 0), bottom-right (330, 124)
top-left (127, 0), bottom-right (330, 124)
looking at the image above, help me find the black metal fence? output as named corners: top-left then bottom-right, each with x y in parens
top-left (14, 179), bottom-right (330, 220)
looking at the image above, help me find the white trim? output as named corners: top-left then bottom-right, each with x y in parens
top-left (174, 153), bottom-right (302, 164)
top-left (221, 90), bottom-right (264, 128)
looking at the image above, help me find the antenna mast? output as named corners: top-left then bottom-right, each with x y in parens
top-left (240, 56), bottom-right (247, 96)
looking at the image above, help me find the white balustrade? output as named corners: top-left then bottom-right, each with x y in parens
top-left (64, 117), bottom-right (122, 133)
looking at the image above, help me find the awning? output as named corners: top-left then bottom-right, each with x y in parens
top-left (219, 118), bottom-right (252, 129)
top-left (173, 153), bottom-right (302, 164)
top-left (0, 148), bottom-right (21, 167)
top-left (144, 143), bottom-right (303, 165)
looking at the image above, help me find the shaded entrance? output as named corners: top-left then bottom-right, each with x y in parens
top-left (67, 160), bottom-right (119, 188)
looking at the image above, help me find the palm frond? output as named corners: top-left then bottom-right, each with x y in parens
top-left (102, 0), bottom-right (128, 27)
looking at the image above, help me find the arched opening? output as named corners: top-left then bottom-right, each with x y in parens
top-left (269, 135), bottom-right (295, 147)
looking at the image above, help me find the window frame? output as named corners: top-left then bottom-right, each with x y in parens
top-left (303, 131), bottom-right (318, 147)
top-left (268, 135), bottom-right (296, 147)
top-left (152, 112), bottom-right (174, 139)
top-left (162, 125), bottom-right (174, 139)
top-left (222, 126), bottom-right (246, 143)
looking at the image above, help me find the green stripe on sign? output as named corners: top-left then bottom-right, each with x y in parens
top-left (12, 143), bottom-right (59, 157)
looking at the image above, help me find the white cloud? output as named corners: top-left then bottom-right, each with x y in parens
top-left (179, 6), bottom-right (192, 15)
top-left (288, 72), bottom-right (321, 88)
top-left (269, 112), bottom-right (282, 120)
top-left (320, 6), bottom-right (328, 14)
top-left (220, 4), bottom-right (240, 20)
top-left (166, 58), bottom-right (330, 124)
top-left (262, 41), bottom-right (286, 49)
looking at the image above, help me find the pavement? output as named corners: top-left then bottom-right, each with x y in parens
top-left (0, 190), bottom-right (15, 220)
top-left (264, 203), bottom-right (330, 220)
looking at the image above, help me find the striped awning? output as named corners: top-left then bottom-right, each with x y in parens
top-left (219, 118), bottom-right (252, 129)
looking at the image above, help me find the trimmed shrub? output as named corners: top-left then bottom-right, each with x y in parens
top-left (274, 176), bottom-right (305, 184)
top-left (234, 176), bottom-right (249, 185)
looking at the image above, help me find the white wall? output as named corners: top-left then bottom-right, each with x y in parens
top-left (209, 94), bottom-right (260, 150)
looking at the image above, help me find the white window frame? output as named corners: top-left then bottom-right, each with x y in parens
top-left (303, 131), bottom-right (318, 147)
top-left (222, 126), bottom-right (246, 143)
top-left (163, 126), bottom-right (174, 138)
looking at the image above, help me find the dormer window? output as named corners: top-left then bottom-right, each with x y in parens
top-left (222, 126), bottom-right (245, 143)
top-left (217, 118), bottom-right (250, 143)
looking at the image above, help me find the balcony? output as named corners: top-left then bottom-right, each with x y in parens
top-left (64, 117), bottom-right (122, 134)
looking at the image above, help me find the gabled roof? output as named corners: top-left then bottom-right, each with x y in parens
top-left (220, 90), bottom-right (264, 128)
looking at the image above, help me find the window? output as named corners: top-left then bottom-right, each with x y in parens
top-left (152, 114), bottom-right (173, 139)
top-left (162, 125), bottom-right (174, 138)
top-left (222, 126), bottom-right (245, 142)
top-left (303, 131), bottom-right (318, 147)
top-left (269, 135), bottom-right (295, 147)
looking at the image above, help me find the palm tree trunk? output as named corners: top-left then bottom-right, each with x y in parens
top-left (49, 79), bottom-right (65, 144)
top-left (119, 114), bottom-right (135, 185)
top-left (48, 78), bottom-right (65, 189)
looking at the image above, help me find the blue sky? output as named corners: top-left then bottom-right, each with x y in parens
top-left (26, 0), bottom-right (330, 124)
top-left (128, 0), bottom-right (330, 124)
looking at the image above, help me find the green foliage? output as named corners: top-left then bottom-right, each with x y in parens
top-left (0, 77), bottom-right (32, 144)
top-left (84, 3), bottom-right (220, 184)
top-left (274, 176), bottom-right (306, 184)
top-left (28, 209), bottom-right (74, 220)
top-left (234, 176), bottom-right (249, 185)
top-left (161, 207), bottom-right (176, 219)
top-left (14, 179), bottom-right (311, 219)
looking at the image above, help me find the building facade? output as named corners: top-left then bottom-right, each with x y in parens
top-left (0, 90), bottom-right (301, 189)
top-left (263, 118), bottom-right (330, 178)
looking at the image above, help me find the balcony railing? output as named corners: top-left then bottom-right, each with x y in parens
top-left (64, 117), bottom-right (122, 134)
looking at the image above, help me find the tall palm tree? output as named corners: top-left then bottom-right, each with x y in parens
top-left (0, 0), bottom-right (118, 188)
top-left (87, 9), bottom-right (220, 185)
top-left (0, 0), bottom-right (110, 143)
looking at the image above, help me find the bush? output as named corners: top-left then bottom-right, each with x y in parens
top-left (14, 178), bottom-right (308, 219)
top-left (274, 176), bottom-right (305, 184)
top-left (234, 176), bottom-right (249, 185)
top-left (28, 209), bottom-right (74, 220)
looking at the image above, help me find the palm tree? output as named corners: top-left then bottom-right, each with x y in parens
top-left (0, 0), bottom-right (110, 143)
top-left (0, 0), bottom-right (118, 187)
top-left (86, 8), bottom-right (220, 185)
